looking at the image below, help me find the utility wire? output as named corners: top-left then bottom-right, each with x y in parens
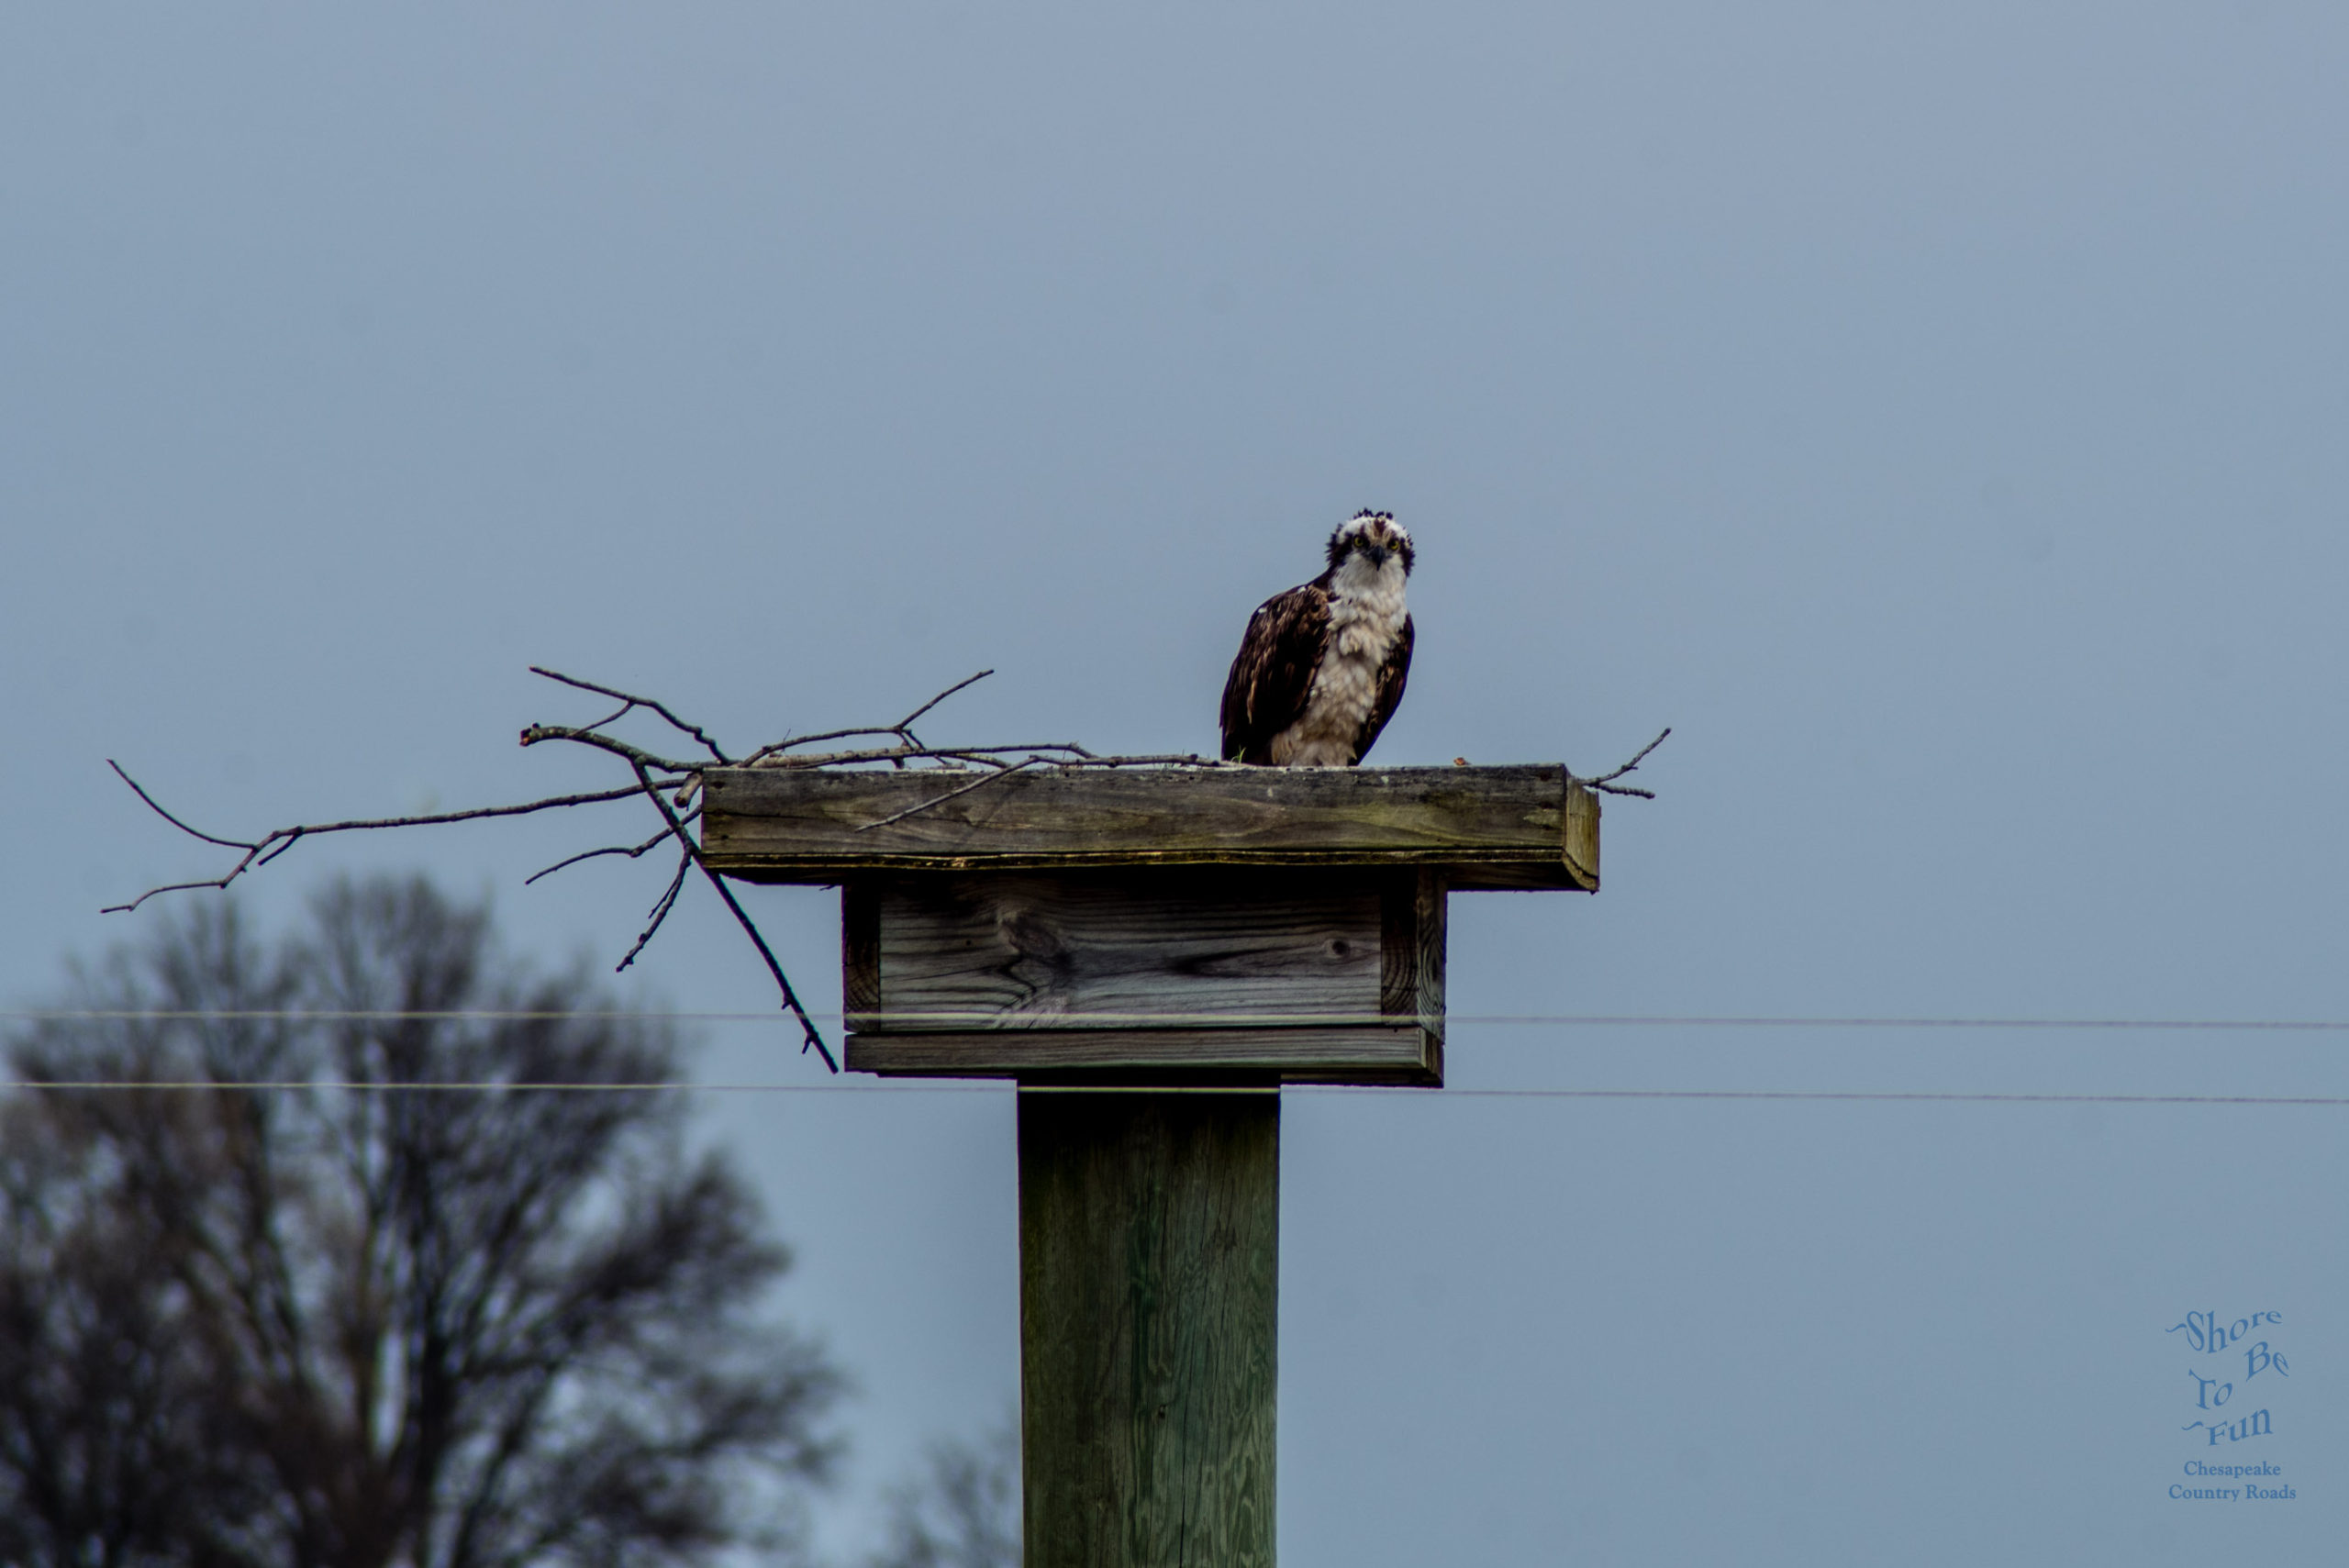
top-left (4, 1081), bottom-right (2346, 1107)
top-left (12, 1010), bottom-right (2349, 1031)
top-left (16, 1013), bottom-right (2346, 1103)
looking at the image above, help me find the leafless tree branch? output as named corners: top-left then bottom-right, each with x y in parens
top-left (529, 665), bottom-right (730, 762)
top-left (517, 723), bottom-right (703, 777)
top-left (105, 666), bottom-right (1664, 1080)
top-left (738, 668), bottom-right (996, 766)
top-left (847, 749), bottom-right (1234, 830)
top-left (891, 666), bottom-right (995, 737)
top-left (626, 762), bottom-right (838, 1073)
top-left (524, 817), bottom-right (696, 886)
top-left (857, 758), bottom-right (1042, 832)
top-left (105, 760), bottom-right (254, 850)
top-left (1570, 728), bottom-right (1672, 798)
top-left (103, 762), bottom-right (651, 913)
top-left (614, 847), bottom-right (694, 973)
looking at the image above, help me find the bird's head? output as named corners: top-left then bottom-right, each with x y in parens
top-left (1326, 509), bottom-right (1414, 575)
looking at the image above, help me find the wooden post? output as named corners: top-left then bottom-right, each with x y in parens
top-left (692, 764), bottom-right (1603, 1566)
top-left (1019, 1091), bottom-right (1279, 1568)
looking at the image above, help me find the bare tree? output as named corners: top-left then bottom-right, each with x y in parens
top-left (0, 876), bottom-right (842, 1568)
top-left (865, 1417), bottom-right (1020, 1568)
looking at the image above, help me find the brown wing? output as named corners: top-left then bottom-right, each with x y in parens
top-left (1350, 612), bottom-right (1413, 763)
top-left (1219, 581), bottom-right (1330, 763)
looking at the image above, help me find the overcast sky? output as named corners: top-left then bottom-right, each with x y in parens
top-left (6, 4), bottom-right (2347, 1561)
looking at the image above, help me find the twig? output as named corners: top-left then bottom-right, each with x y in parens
top-left (106, 761), bottom-right (253, 850)
top-left (529, 666), bottom-right (730, 762)
top-left (739, 729), bottom-right (901, 766)
top-left (103, 874), bottom-right (268, 915)
top-left (856, 758), bottom-right (1041, 832)
top-left (1586, 728), bottom-right (1670, 784)
top-left (739, 669), bottom-right (996, 766)
top-left (518, 724), bottom-right (702, 777)
top-left (627, 762), bottom-right (837, 1073)
top-left (742, 740), bottom-right (1102, 771)
top-left (104, 764), bottom-right (651, 913)
top-left (254, 830), bottom-right (305, 868)
top-left (524, 817), bottom-right (695, 886)
top-left (891, 668), bottom-right (993, 740)
top-left (614, 848), bottom-right (694, 973)
top-left (851, 746), bottom-right (1249, 832)
top-left (1045, 751), bottom-right (1224, 769)
top-left (580, 699), bottom-right (635, 734)
top-left (1570, 728), bottom-right (1671, 799)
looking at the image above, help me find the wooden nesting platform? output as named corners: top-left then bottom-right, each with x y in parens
top-left (697, 764), bottom-right (1598, 1085)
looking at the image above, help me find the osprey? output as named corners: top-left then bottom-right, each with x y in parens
top-left (1219, 510), bottom-right (1415, 766)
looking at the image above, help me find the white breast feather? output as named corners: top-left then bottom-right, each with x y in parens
top-left (1269, 553), bottom-right (1408, 767)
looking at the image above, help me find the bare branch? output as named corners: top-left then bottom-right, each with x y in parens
top-left (857, 758), bottom-right (1040, 832)
top-left (104, 770), bottom-right (654, 914)
top-left (740, 728), bottom-right (901, 766)
top-left (111, 668), bottom-right (1659, 1084)
top-left (1571, 728), bottom-right (1671, 798)
top-left (1585, 728), bottom-right (1671, 784)
top-left (518, 724), bottom-right (703, 777)
top-left (739, 669), bottom-right (995, 765)
top-left (136, 784), bottom-right (661, 833)
top-left (627, 762), bottom-right (838, 1073)
top-left (529, 666), bottom-right (731, 762)
top-left (253, 829), bottom-right (306, 867)
top-left (745, 740), bottom-right (1103, 771)
top-left (580, 698), bottom-right (635, 733)
top-left (893, 667), bottom-right (993, 735)
top-left (524, 817), bottom-right (695, 886)
top-left (1048, 751), bottom-right (1224, 768)
top-left (614, 848), bottom-right (694, 973)
top-left (105, 874), bottom-right (263, 916)
top-left (846, 744), bottom-right (1248, 832)
top-left (107, 761), bottom-right (260, 851)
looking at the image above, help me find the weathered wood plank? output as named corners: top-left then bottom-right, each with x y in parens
top-left (843, 1025), bottom-right (1438, 1084)
top-left (839, 869), bottom-right (1441, 1084)
top-left (699, 765), bottom-right (1598, 891)
top-left (871, 872), bottom-right (1384, 1029)
top-left (1375, 869), bottom-right (1444, 1084)
top-left (1377, 877), bottom-right (1417, 1020)
top-left (1564, 779), bottom-right (1599, 888)
top-left (1020, 1091), bottom-right (1277, 1568)
top-left (841, 882), bottom-right (880, 1019)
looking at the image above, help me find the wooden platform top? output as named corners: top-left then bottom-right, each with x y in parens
top-left (697, 763), bottom-right (1598, 892)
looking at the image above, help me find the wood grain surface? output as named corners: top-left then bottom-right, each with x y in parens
top-left (701, 764), bottom-right (1598, 891)
top-left (874, 872), bottom-right (1384, 1026)
top-left (1019, 1092), bottom-right (1277, 1568)
top-left (839, 869), bottom-right (1442, 1084)
top-left (842, 1024), bottom-right (1437, 1084)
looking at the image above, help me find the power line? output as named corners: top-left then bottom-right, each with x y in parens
top-left (11, 1009), bottom-right (2349, 1032)
top-left (3, 1080), bottom-right (2344, 1107)
top-left (1, 1079), bottom-right (982, 1095)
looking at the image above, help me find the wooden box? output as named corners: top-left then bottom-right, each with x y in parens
top-left (698, 764), bottom-right (1598, 1085)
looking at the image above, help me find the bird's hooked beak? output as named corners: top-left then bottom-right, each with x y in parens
top-left (1360, 543), bottom-right (1392, 567)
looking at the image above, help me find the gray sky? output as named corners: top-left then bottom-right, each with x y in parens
top-left (6, 3), bottom-right (2346, 1560)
